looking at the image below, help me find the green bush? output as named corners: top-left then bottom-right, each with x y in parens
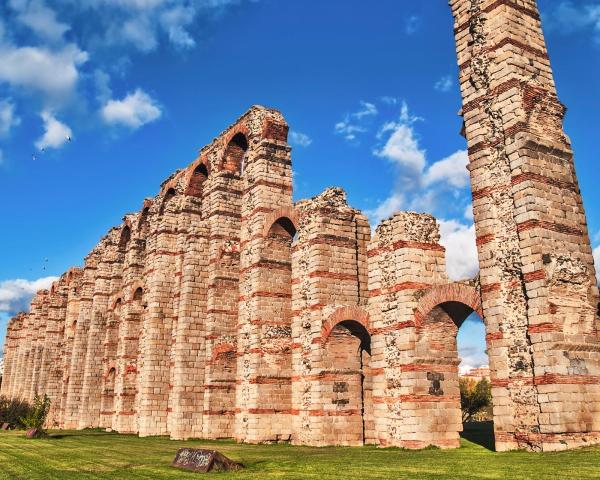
top-left (19, 394), bottom-right (51, 431)
top-left (0, 396), bottom-right (32, 429)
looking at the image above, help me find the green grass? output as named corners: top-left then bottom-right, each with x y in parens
top-left (1, 425), bottom-right (599, 479)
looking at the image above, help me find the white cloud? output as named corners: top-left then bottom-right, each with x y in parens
top-left (0, 43), bottom-right (89, 98)
top-left (0, 99), bottom-right (21, 136)
top-left (593, 245), bottom-right (600, 286)
top-left (374, 101), bottom-right (425, 177)
top-left (335, 101), bottom-right (379, 142)
top-left (289, 130), bottom-right (312, 148)
top-left (369, 103), bottom-right (472, 225)
top-left (544, 2), bottom-right (600, 43)
top-left (120, 15), bottom-right (158, 52)
top-left (424, 150), bottom-right (469, 188)
top-left (365, 193), bottom-right (405, 228)
top-left (439, 219), bottom-right (479, 281)
top-left (94, 69), bottom-right (112, 104)
top-left (380, 96), bottom-right (398, 105)
top-left (9, 0), bottom-right (70, 42)
top-left (160, 5), bottom-right (197, 49)
top-left (101, 88), bottom-right (162, 128)
top-left (35, 110), bottom-right (72, 150)
top-left (464, 203), bottom-right (474, 221)
top-left (0, 276), bottom-right (58, 316)
top-left (78, 0), bottom-right (241, 52)
top-left (434, 75), bottom-right (453, 93)
top-left (405, 15), bottom-right (421, 35)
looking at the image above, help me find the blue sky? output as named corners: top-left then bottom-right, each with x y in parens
top-left (0, 0), bottom-right (599, 371)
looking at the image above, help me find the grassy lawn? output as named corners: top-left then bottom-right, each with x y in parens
top-left (1, 425), bottom-right (600, 479)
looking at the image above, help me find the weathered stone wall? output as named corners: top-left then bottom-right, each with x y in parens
top-left (2, 1), bottom-right (599, 451)
top-left (451, 0), bottom-right (600, 451)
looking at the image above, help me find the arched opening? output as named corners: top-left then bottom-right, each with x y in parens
top-left (222, 132), bottom-right (248, 174)
top-left (321, 320), bottom-right (373, 446)
top-left (267, 217), bottom-right (296, 243)
top-left (457, 312), bottom-right (493, 449)
top-left (119, 225), bottom-right (131, 251)
top-left (159, 188), bottom-right (177, 215)
top-left (133, 287), bottom-right (143, 302)
top-left (187, 163), bottom-right (209, 196)
top-left (416, 299), bottom-right (493, 450)
top-left (138, 207), bottom-right (150, 229)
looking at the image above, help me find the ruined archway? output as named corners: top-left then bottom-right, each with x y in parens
top-left (320, 307), bottom-right (374, 446)
top-left (222, 132), bottom-right (248, 174)
top-left (413, 283), bottom-right (492, 449)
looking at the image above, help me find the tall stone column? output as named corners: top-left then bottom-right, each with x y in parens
top-left (41, 277), bottom-right (69, 426)
top-left (366, 213), bottom-right (451, 449)
top-left (0, 314), bottom-right (23, 397)
top-left (451, 0), bottom-right (600, 451)
top-left (63, 252), bottom-right (99, 428)
top-left (137, 190), bottom-right (181, 437)
top-left (27, 291), bottom-right (48, 401)
top-left (58, 268), bottom-right (82, 427)
top-left (169, 173), bottom-right (210, 441)
top-left (235, 118), bottom-right (295, 443)
top-left (79, 230), bottom-right (124, 429)
top-left (202, 166), bottom-right (242, 439)
top-left (113, 212), bottom-right (148, 434)
top-left (290, 188), bottom-right (370, 446)
top-left (11, 312), bottom-right (32, 399)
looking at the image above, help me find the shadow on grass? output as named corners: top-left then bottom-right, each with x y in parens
top-left (460, 422), bottom-right (495, 451)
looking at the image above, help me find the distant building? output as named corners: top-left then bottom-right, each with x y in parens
top-left (461, 367), bottom-right (490, 382)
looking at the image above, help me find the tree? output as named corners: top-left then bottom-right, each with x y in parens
top-left (19, 394), bottom-right (51, 431)
top-left (460, 378), bottom-right (492, 423)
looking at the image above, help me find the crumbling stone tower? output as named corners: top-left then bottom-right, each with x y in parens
top-left (451, 0), bottom-right (600, 451)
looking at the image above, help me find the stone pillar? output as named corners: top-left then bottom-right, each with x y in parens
top-left (137, 190), bottom-right (180, 437)
top-left (201, 168), bottom-right (242, 439)
top-left (0, 314), bottom-right (22, 398)
top-left (367, 213), bottom-right (448, 448)
top-left (169, 172), bottom-right (210, 441)
top-left (99, 299), bottom-right (121, 428)
top-left (113, 212), bottom-right (148, 434)
top-left (79, 230), bottom-right (124, 429)
top-left (63, 252), bottom-right (99, 428)
top-left (234, 115), bottom-right (296, 443)
top-left (11, 312), bottom-right (32, 399)
top-left (58, 268), bottom-right (82, 427)
top-left (27, 291), bottom-right (49, 401)
top-left (290, 188), bottom-right (370, 446)
top-left (41, 277), bottom-right (69, 426)
top-left (451, 0), bottom-right (600, 451)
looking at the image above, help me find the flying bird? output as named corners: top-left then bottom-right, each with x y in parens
top-left (66, 135), bottom-right (72, 142)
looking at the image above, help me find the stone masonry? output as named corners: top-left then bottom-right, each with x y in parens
top-left (1, 0), bottom-right (599, 452)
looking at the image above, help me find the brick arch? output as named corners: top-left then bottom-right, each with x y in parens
top-left (414, 283), bottom-right (483, 329)
top-left (183, 156), bottom-right (210, 196)
top-left (127, 281), bottom-right (145, 301)
top-left (321, 306), bottom-right (371, 343)
top-left (219, 124), bottom-right (250, 173)
top-left (109, 294), bottom-right (124, 311)
top-left (262, 208), bottom-right (299, 238)
top-left (105, 363), bottom-right (117, 378)
top-left (137, 199), bottom-right (153, 230)
top-left (159, 185), bottom-right (178, 215)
